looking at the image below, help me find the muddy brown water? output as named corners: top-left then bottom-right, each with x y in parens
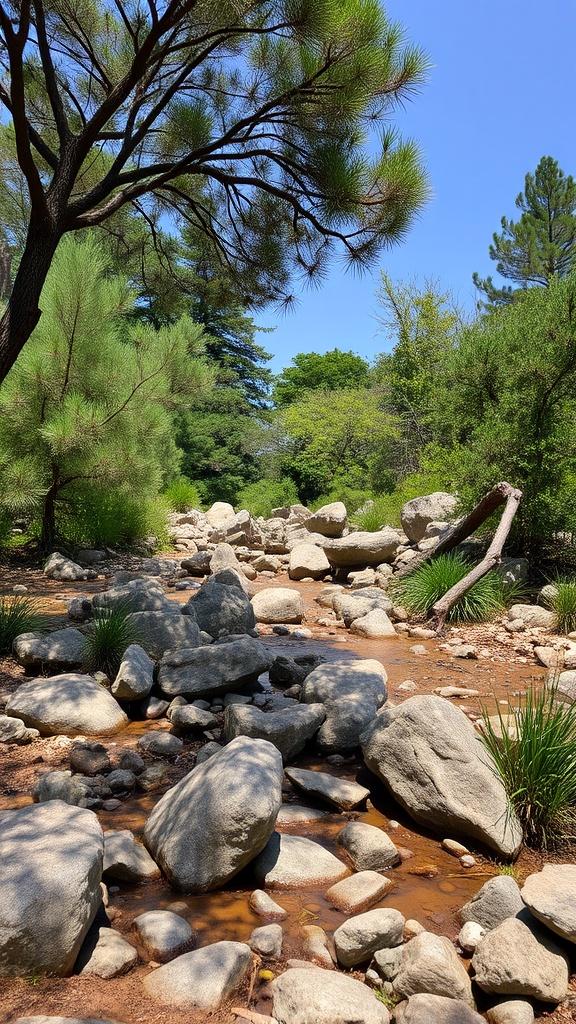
top-left (0, 561), bottom-right (559, 1023)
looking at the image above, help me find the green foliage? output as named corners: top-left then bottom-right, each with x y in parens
top-left (0, 596), bottom-right (42, 656)
top-left (59, 489), bottom-right (169, 549)
top-left (163, 477), bottom-right (203, 513)
top-left (83, 606), bottom-right (143, 679)
top-left (237, 477), bottom-right (300, 518)
top-left (273, 349), bottom-right (370, 407)
top-left (353, 470), bottom-right (450, 531)
top-left (311, 486), bottom-right (373, 516)
top-left (474, 157), bottom-right (576, 305)
top-left (481, 684), bottom-right (576, 848)
top-left (0, 237), bottom-right (211, 548)
top-left (545, 579), bottom-right (576, 634)
top-left (391, 553), bottom-right (508, 623)
top-left (374, 989), bottom-right (399, 1009)
top-left (0, 509), bottom-right (12, 548)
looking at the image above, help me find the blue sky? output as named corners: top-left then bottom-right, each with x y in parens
top-left (258, 0), bottom-right (576, 372)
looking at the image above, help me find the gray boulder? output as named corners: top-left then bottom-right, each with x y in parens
top-left (333, 590), bottom-right (393, 626)
top-left (521, 863), bottom-right (576, 943)
top-left (78, 927), bottom-right (138, 978)
top-left (395, 994), bottom-right (485, 1024)
top-left (103, 829), bottom-right (160, 882)
top-left (361, 695), bottom-right (522, 858)
top-left (170, 704), bottom-right (218, 732)
top-left (182, 579), bottom-right (255, 636)
top-left (6, 673), bottom-right (128, 736)
top-left (223, 703), bottom-right (325, 762)
top-left (33, 769), bottom-right (90, 806)
top-left (181, 550), bottom-right (211, 576)
top-left (288, 542), bottom-right (330, 581)
top-left (0, 801), bottom-right (103, 975)
top-left (0, 714), bottom-right (39, 744)
top-left (249, 922), bottom-right (283, 957)
top-left (393, 931), bottom-right (474, 1005)
top-left (557, 670), bottom-right (576, 703)
top-left (306, 501), bottom-right (347, 538)
top-left (133, 910), bottom-right (195, 962)
top-left (350, 609), bottom-right (396, 638)
top-left (400, 492), bottom-right (458, 543)
top-left (143, 940), bottom-right (251, 1009)
top-left (471, 917), bottom-right (568, 1002)
top-left (13, 628), bottom-right (87, 670)
top-left (334, 907), bottom-right (405, 966)
top-left (125, 608), bottom-right (200, 658)
top-left (272, 966), bottom-right (392, 1024)
top-left (337, 821), bottom-right (400, 871)
top-left (285, 766), bottom-right (369, 810)
top-left (44, 551), bottom-right (96, 581)
top-left (301, 659), bottom-right (388, 753)
top-left (111, 644), bottom-right (154, 701)
top-left (507, 604), bottom-right (556, 629)
top-left (158, 636), bottom-right (271, 698)
top-left (485, 1001), bottom-right (535, 1024)
top-left (252, 832), bottom-right (347, 888)
top-left (93, 578), bottom-right (170, 613)
top-left (323, 529), bottom-right (401, 568)
top-left (144, 736), bottom-right (283, 892)
top-left (460, 875), bottom-right (525, 930)
top-left (251, 587), bottom-right (305, 624)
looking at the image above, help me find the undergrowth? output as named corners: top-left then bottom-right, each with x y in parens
top-left (0, 596), bottom-right (43, 656)
top-left (390, 552), bottom-right (518, 623)
top-left (83, 605), bottom-right (143, 678)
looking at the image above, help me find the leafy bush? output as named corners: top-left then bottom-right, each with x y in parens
top-left (311, 486), bottom-right (373, 516)
top-left (0, 597), bottom-right (43, 656)
top-left (163, 476), bottom-right (203, 512)
top-left (236, 477), bottom-right (300, 518)
top-left (83, 605), bottom-right (142, 678)
top-left (481, 683), bottom-right (576, 848)
top-left (352, 469), bottom-right (451, 532)
top-left (391, 552), bottom-right (510, 623)
top-left (544, 578), bottom-right (576, 634)
top-left (0, 510), bottom-right (13, 549)
top-left (59, 489), bottom-right (169, 549)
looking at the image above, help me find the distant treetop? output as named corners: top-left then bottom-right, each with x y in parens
top-left (272, 348), bottom-right (370, 407)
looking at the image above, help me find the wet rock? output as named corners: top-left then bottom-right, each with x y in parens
top-left (33, 769), bottom-right (90, 806)
top-left (249, 889), bottom-right (287, 919)
top-left (393, 931), bottom-right (474, 1005)
top-left (111, 644), bottom-right (154, 701)
top-left (250, 923), bottom-right (283, 957)
top-left (323, 529), bottom-right (401, 568)
top-left (144, 736), bottom-right (282, 892)
top-left (471, 918), bottom-right (568, 1002)
top-left (288, 542), bottom-right (330, 581)
top-left (103, 828), bottom-right (160, 882)
top-left (0, 801), bottom-right (103, 976)
top-left (253, 832), bottom-right (347, 889)
top-left (361, 695), bottom-right (522, 858)
top-left (337, 821), bottom-right (400, 871)
top-left (44, 551), bottom-right (96, 581)
top-left (143, 940), bottom-right (252, 1009)
top-left (125, 608), bottom-right (200, 658)
top-left (78, 927), bottom-right (138, 978)
top-left (306, 501), bottom-right (347, 538)
top-left (521, 863), bottom-right (576, 943)
top-left (158, 636), bottom-right (271, 698)
top-left (271, 966), bottom-right (392, 1024)
top-left (334, 907), bottom-right (404, 967)
top-left (302, 924), bottom-right (334, 967)
top-left (0, 714), bottom-right (39, 744)
top-left (137, 730), bottom-right (183, 757)
top-left (70, 740), bottom-right (111, 776)
top-left (460, 876), bottom-right (524, 930)
top-left (326, 871), bottom-right (392, 914)
top-left (224, 703), bottom-right (325, 762)
top-left (133, 910), bottom-right (195, 962)
top-left (183, 579), bottom-right (256, 637)
top-left (485, 1000), bottom-right (535, 1024)
top-left (350, 608), bottom-right (396, 638)
top-left (400, 493), bottom-right (458, 543)
top-left (13, 628), bottom-right (87, 670)
top-left (395, 994), bottom-right (484, 1024)
top-left (285, 766), bottom-right (369, 810)
top-left (6, 674), bottom-right (128, 737)
top-left (170, 705), bottom-right (219, 732)
top-left (251, 587), bottom-right (305, 624)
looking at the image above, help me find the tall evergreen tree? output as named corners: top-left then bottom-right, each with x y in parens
top-left (473, 156), bottom-right (576, 305)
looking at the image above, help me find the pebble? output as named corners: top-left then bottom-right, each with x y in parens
top-left (460, 854), bottom-right (476, 868)
top-left (442, 838), bottom-right (470, 857)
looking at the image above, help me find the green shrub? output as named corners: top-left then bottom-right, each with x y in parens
top-left (311, 486), bottom-right (373, 516)
top-left (59, 489), bottom-right (169, 549)
top-left (544, 578), bottom-right (576, 634)
top-left (0, 597), bottom-right (43, 656)
top-left (163, 476), bottom-right (203, 513)
top-left (390, 552), bottom-right (510, 623)
top-left (0, 510), bottom-right (12, 548)
top-left (480, 683), bottom-right (576, 848)
top-left (83, 605), bottom-right (143, 678)
top-left (352, 469), bottom-right (451, 531)
top-left (236, 477), bottom-right (300, 518)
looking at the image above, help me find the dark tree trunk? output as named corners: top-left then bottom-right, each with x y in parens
top-left (39, 487), bottom-right (57, 553)
top-left (0, 223), bottom-right (61, 383)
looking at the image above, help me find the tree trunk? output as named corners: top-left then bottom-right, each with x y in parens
top-left (39, 487), bottom-right (57, 553)
top-left (0, 223), bottom-right (61, 383)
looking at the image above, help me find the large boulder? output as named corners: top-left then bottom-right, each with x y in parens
top-left (460, 875), bottom-right (525, 930)
top-left (301, 659), bottom-right (387, 754)
top-left (395, 995), bottom-right (485, 1024)
top-left (181, 550), bottom-right (212, 576)
top-left (0, 801), bottom-right (103, 975)
top-left (158, 636), bottom-right (271, 698)
top-left (251, 587), bottom-right (305, 624)
top-left (143, 940), bottom-right (251, 1008)
top-left (392, 931), bottom-right (474, 1005)
top-left (507, 604), bottom-right (556, 629)
top-left (6, 674), bottom-right (128, 736)
top-left (205, 501), bottom-right (235, 526)
top-left (471, 918), bottom-right (568, 1003)
top-left (92, 578), bottom-right (170, 613)
top-left (183, 580), bottom-right (256, 637)
top-left (323, 529), bottom-right (401, 568)
top-left (400, 492), bottom-right (458, 543)
top-left (103, 829), bottom-right (160, 882)
top-left (126, 608), bottom-right (200, 658)
top-left (260, 517), bottom-right (289, 554)
top-left (288, 542), bottom-right (330, 581)
top-left (333, 589), bottom-right (393, 626)
top-left (521, 864), bottom-right (576, 944)
top-left (272, 966), bottom-right (392, 1024)
top-left (111, 644), bottom-right (154, 701)
top-left (337, 821), bottom-right (400, 871)
top-left (143, 736), bottom-right (283, 892)
top-left (13, 628), bottom-right (87, 670)
top-left (306, 501), bottom-right (347, 538)
top-left (253, 832), bottom-right (347, 888)
top-left (361, 696), bottom-right (522, 858)
top-left (210, 509), bottom-right (263, 548)
top-left (223, 703), bottom-right (325, 762)
top-left (350, 608), bottom-right (396, 638)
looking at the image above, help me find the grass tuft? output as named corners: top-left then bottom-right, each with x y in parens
top-left (0, 596), bottom-right (43, 656)
top-left (544, 578), bottom-right (576, 635)
top-left (163, 476), bottom-right (203, 513)
top-left (83, 604), bottom-right (142, 678)
top-left (390, 552), bottom-right (516, 623)
top-left (480, 681), bottom-right (576, 849)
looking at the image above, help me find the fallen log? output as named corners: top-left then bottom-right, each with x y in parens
top-left (395, 481), bottom-right (523, 631)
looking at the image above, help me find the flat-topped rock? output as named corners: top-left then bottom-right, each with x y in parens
top-left (158, 637), bottom-right (271, 697)
top-left (13, 628), bottom-right (87, 670)
top-left (143, 940), bottom-right (251, 1008)
top-left (323, 529), bottom-right (401, 567)
top-left (125, 609), bottom-right (200, 657)
top-left (285, 766), bottom-right (370, 810)
top-left (103, 829), bottom-right (160, 882)
top-left (6, 674), bottom-right (128, 736)
top-left (521, 863), bottom-right (576, 943)
top-left (223, 703), bottom-right (325, 762)
top-left (472, 917), bottom-right (569, 1002)
top-left (276, 804), bottom-right (327, 826)
top-left (252, 832), bottom-right (347, 888)
top-left (93, 578), bottom-right (169, 613)
top-left (326, 871), bottom-right (392, 913)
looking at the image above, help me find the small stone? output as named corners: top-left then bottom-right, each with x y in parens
top-left (79, 927), bottom-right (138, 979)
top-left (249, 924), bottom-right (283, 958)
top-left (69, 740), bottom-right (111, 776)
top-left (138, 731), bottom-right (183, 758)
top-left (404, 920), bottom-right (425, 940)
top-left (248, 890), bottom-right (287, 920)
top-left (143, 940), bottom-right (252, 1009)
top-left (325, 871), bottom-right (392, 914)
top-left (302, 924), bottom-right (334, 968)
top-left (485, 1000), bottom-right (535, 1024)
top-left (334, 908), bottom-right (405, 967)
top-left (133, 910), bottom-right (195, 962)
top-left (442, 838), bottom-right (470, 857)
top-left (458, 921), bottom-right (486, 953)
top-left (460, 855), bottom-right (476, 868)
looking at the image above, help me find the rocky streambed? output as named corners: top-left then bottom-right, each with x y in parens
top-left (0, 543), bottom-right (574, 1024)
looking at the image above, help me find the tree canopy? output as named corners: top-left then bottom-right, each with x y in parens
top-left (272, 347), bottom-right (370, 406)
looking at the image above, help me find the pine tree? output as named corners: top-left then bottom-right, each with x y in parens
top-left (473, 156), bottom-right (576, 305)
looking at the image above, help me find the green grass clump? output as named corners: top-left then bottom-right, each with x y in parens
top-left (236, 477), bottom-right (300, 518)
top-left (0, 596), bottom-right (43, 656)
top-left (163, 476), bottom-right (203, 513)
top-left (390, 552), bottom-right (510, 623)
top-left (544, 578), bottom-right (576, 634)
top-left (83, 605), bottom-right (142, 678)
top-left (480, 683), bottom-right (576, 849)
